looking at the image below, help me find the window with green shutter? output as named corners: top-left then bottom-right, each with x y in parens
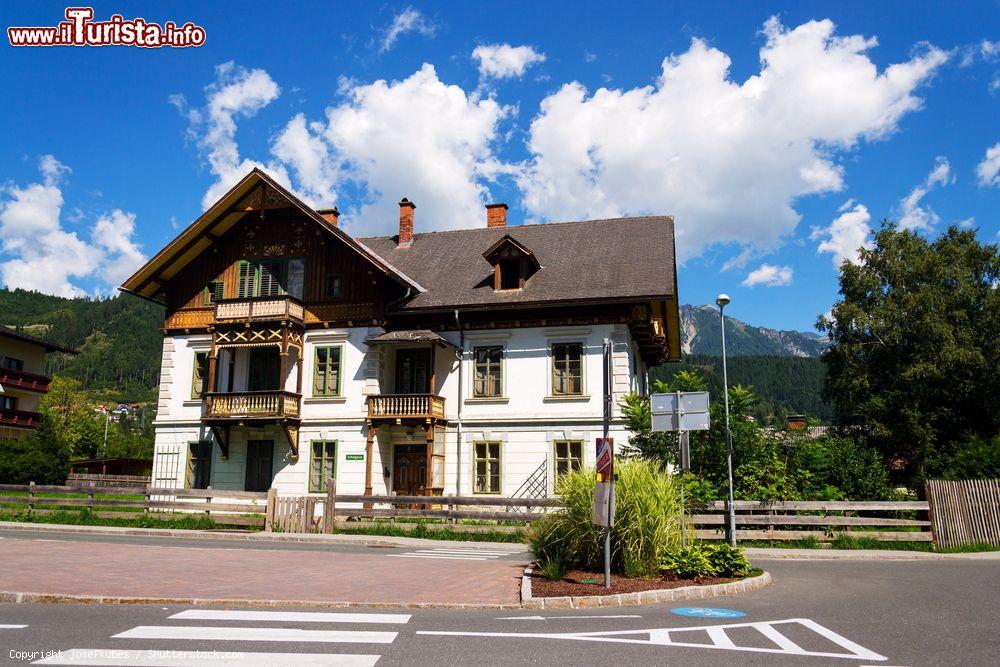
top-left (473, 441), bottom-right (502, 494)
top-left (310, 440), bottom-right (337, 492)
top-left (473, 346), bottom-right (503, 397)
top-left (258, 259), bottom-right (283, 296)
top-left (237, 260), bottom-right (256, 298)
top-left (552, 342), bottom-right (584, 395)
top-left (191, 351), bottom-right (210, 398)
top-left (203, 280), bottom-right (225, 304)
top-left (313, 346), bottom-right (342, 397)
top-left (554, 440), bottom-right (583, 478)
top-left (187, 441), bottom-right (212, 489)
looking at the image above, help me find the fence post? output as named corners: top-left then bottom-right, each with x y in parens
top-left (205, 485), bottom-right (213, 517)
top-left (27, 481), bottom-right (35, 515)
top-left (264, 487), bottom-right (277, 531)
top-left (325, 477), bottom-right (337, 534)
top-left (86, 486), bottom-right (95, 514)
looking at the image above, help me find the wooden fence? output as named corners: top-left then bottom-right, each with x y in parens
top-left (689, 500), bottom-right (932, 542)
top-left (0, 483), bottom-right (268, 527)
top-left (66, 473), bottom-right (151, 488)
top-left (926, 479), bottom-right (1000, 549)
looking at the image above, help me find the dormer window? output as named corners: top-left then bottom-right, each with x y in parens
top-left (482, 234), bottom-right (540, 292)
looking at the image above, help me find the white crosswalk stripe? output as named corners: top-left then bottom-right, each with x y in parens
top-left (0, 624), bottom-right (28, 629)
top-left (33, 608), bottom-right (410, 665)
top-left (388, 547), bottom-right (525, 561)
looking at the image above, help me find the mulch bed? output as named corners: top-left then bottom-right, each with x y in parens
top-left (530, 567), bottom-right (740, 597)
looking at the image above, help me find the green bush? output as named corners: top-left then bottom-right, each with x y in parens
top-left (706, 543), bottom-right (752, 577)
top-left (660, 546), bottom-right (716, 578)
top-left (0, 417), bottom-right (70, 485)
top-left (525, 459), bottom-right (685, 578)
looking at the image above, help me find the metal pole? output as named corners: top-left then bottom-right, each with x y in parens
top-left (103, 409), bottom-right (110, 455)
top-left (720, 306), bottom-right (737, 547)
top-left (603, 339), bottom-right (612, 590)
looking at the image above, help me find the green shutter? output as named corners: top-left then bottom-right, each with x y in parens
top-left (237, 260), bottom-right (256, 298)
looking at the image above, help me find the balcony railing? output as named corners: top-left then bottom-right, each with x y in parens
top-left (0, 408), bottom-right (42, 429)
top-left (0, 368), bottom-right (51, 393)
top-left (213, 296), bottom-right (305, 324)
top-left (368, 394), bottom-right (446, 421)
top-left (203, 391), bottom-right (301, 420)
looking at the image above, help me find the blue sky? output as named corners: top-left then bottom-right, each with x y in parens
top-left (1, 1), bottom-right (998, 332)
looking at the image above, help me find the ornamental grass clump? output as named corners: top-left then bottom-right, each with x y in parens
top-left (525, 458), bottom-right (686, 578)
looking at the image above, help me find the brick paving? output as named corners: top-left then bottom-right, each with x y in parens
top-left (0, 538), bottom-right (524, 606)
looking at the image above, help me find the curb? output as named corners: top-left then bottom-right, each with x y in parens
top-left (743, 547), bottom-right (1000, 561)
top-left (0, 591), bottom-right (521, 610)
top-left (519, 566), bottom-right (773, 609)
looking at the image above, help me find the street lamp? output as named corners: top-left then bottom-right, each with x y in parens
top-left (716, 293), bottom-right (737, 547)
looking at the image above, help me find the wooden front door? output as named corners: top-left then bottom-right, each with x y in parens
top-left (393, 444), bottom-right (427, 496)
top-left (395, 348), bottom-right (430, 394)
top-left (245, 440), bottom-right (274, 491)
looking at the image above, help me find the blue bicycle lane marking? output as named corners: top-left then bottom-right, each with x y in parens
top-left (671, 607), bottom-right (746, 619)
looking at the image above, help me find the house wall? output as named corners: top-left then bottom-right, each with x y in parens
top-left (151, 323), bottom-right (643, 496)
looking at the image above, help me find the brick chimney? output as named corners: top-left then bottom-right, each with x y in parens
top-left (486, 203), bottom-right (508, 228)
top-left (316, 207), bottom-right (340, 227)
top-left (398, 198), bottom-right (415, 247)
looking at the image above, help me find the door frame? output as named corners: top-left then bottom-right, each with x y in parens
top-left (391, 443), bottom-right (427, 496)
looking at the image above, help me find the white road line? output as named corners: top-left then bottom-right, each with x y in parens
top-left (0, 624), bottom-right (28, 629)
top-left (386, 554), bottom-right (488, 560)
top-left (33, 649), bottom-right (380, 666)
top-left (112, 626), bottom-right (397, 644)
top-left (705, 626), bottom-right (736, 648)
top-left (413, 549), bottom-right (513, 554)
top-left (753, 621), bottom-right (805, 652)
top-left (494, 615), bottom-right (641, 621)
top-left (169, 610), bottom-right (410, 624)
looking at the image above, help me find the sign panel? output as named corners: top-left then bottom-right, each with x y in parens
top-left (595, 437), bottom-right (613, 481)
top-left (592, 482), bottom-right (616, 527)
top-left (650, 391), bottom-right (711, 432)
top-left (345, 454), bottom-right (364, 461)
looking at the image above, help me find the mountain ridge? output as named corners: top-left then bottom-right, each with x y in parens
top-left (680, 304), bottom-right (828, 357)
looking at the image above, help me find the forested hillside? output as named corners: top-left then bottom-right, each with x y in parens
top-left (652, 354), bottom-right (832, 423)
top-left (681, 304), bottom-right (828, 357)
top-left (0, 288), bottom-right (163, 401)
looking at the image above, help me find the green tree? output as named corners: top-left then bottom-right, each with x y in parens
top-left (0, 416), bottom-right (70, 485)
top-left (819, 223), bottom-right (1000, 484)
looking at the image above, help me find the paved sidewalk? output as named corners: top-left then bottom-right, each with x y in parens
top-left (0, 534), bottom-right (525, 607)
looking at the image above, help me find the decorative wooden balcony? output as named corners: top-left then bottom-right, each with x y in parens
top-left (203, 391), bottom-right (301, 420)
top-left (213, 295), bottom-right (305, 325)
top-left (0, 408), bottom-right (42, 430)
top-left (367, 394), bottom-right (446, 424)
top-left (0, 368), bottom-right (51, 394)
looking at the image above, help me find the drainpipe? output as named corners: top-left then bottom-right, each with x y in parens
top-left (453, 309), bottom-right (464, 495)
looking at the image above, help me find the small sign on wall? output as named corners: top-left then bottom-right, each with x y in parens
top-left (345, 454), bottom-right (364, 461)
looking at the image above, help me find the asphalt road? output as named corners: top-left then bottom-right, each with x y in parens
top-left (1, 556), bottom-right (998, 666)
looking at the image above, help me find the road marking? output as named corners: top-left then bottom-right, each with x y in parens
top-left (112, 626), bottom-right (398, 644)
top-left (418, 617), bottom-right (888, 661)
top-left (0, 624), bottom-right (28, 629)
top-left (388, 547), bottom-right (523, 561)
top-left (494, 615), bottom-right (641, 621)
top-left (33, 649), bottom-right (380, 665)
top-left (169, 610), bottom-right (410, 624)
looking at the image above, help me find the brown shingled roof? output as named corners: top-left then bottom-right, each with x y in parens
top-left (0, 326), bottom-right (77, 354)
top-left (358, 216), bottom-right (676, 311)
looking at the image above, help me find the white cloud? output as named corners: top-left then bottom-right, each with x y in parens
top-left (957, 216), bottom-right (976, 229)
top-left (982, 40), bottom-right (999, 60)
top-left (172, 61), bottom-right (294, 210)
top-left (742, 263), bottom-right (793, 287)
top-left (472, 44), bottom-right (546, 79)
top-left (317, 64), bottom-right (510, 235)
top-left (898, 156), bottom-right (953, 231)
top-left (379, 7), bottom-right (435, 53)
top-left (977, 142), bottom-right (1000, 187)
top-left (517, 17), bottom-right (949, 261)
top-left (812, 201), bottom-right (873, 267)
top-left (271, 113), bottom-right (340, 205)
top-left (0, 157), bottom-right (145, 297)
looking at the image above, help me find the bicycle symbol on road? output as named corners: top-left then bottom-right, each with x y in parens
top-left (671, 607), bottom-right (746, 619)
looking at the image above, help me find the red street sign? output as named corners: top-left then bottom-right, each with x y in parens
top-left (596, 438), bottom-right (613, 481)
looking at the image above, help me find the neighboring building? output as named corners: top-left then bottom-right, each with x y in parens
top-left (69, 457), bottom-right (153, 476)
top-left (122, 169), bottom-right (681, 497)
top-left (0, 326), bottom-right (76, 439)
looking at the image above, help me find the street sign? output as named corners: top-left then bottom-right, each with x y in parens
top-left (651, 391), bottom-right (711, 432)
top-left (592, 437), bottom-right (615, 528)
top-left (345, 454), bottom-right (364, 461)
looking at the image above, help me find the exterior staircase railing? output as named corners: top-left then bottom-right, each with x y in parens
top-left (505, 458), bottom-right (548, 513)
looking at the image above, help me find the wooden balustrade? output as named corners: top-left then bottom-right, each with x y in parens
top-left (204, 391), bottom-right (301, 419)
top-left (367, 394), bottom-right (445, 421)
top-left (213, 296), bottom-right (304, 324)
top-left (0, 368), bottom-right (51, 393)
top-left (0, 408), bottom-right (42, 429)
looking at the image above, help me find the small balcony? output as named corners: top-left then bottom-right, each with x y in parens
top-left (203, 391), bottom-right (301, 420)
top-left (0, 368), bottom-right (51, 394)
top-left (367, 394), bottom-right (446, 423)
top-left (0, 408), bottom-right (42, 430)
top-left (213, 295), bottom-right (305, 325)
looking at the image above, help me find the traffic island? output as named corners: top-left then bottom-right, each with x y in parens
top-left (520, 565), bottom-right (772, 609)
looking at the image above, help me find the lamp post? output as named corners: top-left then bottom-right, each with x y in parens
top-left (716, 293), bottom-right (737, 547)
